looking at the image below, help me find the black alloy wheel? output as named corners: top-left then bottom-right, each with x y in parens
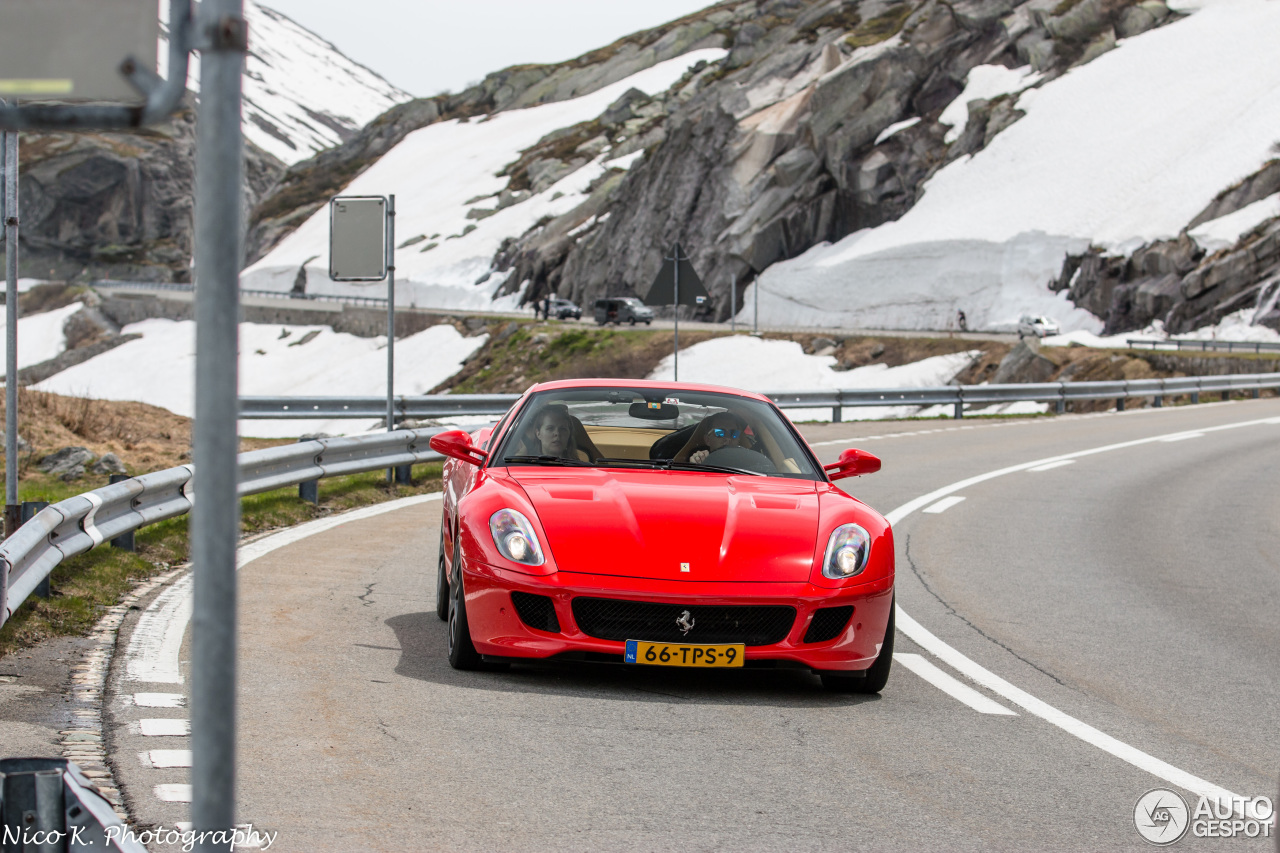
top-left (435, 525), bottom-right (449, 621)
top-left (447, 538), bottom-right (483, 670)
top-left (820, 597), bottom-right (894, 694)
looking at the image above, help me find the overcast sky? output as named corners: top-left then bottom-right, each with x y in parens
top-left (262, 0), bottom-right (722, 97)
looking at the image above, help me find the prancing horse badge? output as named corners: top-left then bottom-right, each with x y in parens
top-left (680, 562), bottom-right (690, 573)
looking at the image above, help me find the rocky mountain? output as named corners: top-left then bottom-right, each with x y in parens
top-left (4, 1), bottom-right (409, 283)
top-left (244, 0), bottom-right (1280, 336)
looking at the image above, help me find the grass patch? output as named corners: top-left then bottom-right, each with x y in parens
top-left (846, 3), bottom-right (913, 48)
top-left (0, 464), bottom-right (442, 659)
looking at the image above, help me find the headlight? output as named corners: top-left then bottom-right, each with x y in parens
top-left (489, 509), bottom-right (545, 566)
top-left (822, 524), bottom-right (871, 579)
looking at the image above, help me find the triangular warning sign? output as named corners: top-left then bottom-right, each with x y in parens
top-left (645, 243), bottom-right (708, 307)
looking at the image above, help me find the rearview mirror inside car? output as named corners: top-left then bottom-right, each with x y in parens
top-left (628, 401), bottom-right (679, 420)
top-left (824, 448), bottom-right (881, 481)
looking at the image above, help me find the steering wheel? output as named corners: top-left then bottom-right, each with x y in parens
top-left (703, 446), bottom-right (777, 474)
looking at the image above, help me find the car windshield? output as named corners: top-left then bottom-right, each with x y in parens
top-left (493, 387), bottom-right (822, 479)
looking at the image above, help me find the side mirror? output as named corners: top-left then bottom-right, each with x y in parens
top-left (429, 430), bottom-right (488, 466)
top-left (824, 448), bottom-right (881, 481)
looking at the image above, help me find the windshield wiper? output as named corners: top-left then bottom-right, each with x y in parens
top-left (664, 460), bottom-right (764, 476)
top-left (593, 457), bottom-right (763, 476)
top-left (502, 455), bottom-right (592, 466)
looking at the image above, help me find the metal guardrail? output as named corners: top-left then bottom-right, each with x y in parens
top-left (1128, 338), bottom-right (1280, 354)
top-left (0, 428), bottom-right (451, 630)
top-left (0, 757), bottom-right (148, 852)
top-left (240, 372), bottom-right (1280, 424)
top-left (92, 280), bottom-right (392, 309)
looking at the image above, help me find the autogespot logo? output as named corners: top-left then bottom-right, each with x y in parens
top-left (1135, 789), bottom-right (1190, 845)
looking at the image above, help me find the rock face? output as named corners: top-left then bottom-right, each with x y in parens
top-left (992, 339), bottom-right (1056, 384)
top-left (478, 0), bottom-right (1182, 318)
top-left (1051, 159), bottom-right (1280, 333)
top-left (8, 100), bottom-right (283, 282)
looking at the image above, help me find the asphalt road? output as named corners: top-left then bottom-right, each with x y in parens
top-left (108, 398), bottom-right (1280, 851)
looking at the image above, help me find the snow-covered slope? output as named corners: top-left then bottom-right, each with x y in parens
top-left (242, 49), bottom-right (727, 306)
top-left (163, 0), bottom-right (412, 164)
top-left (33, 319), bottom-right (487, 438)
top-left (740, 0), bottom-right (1280, 334)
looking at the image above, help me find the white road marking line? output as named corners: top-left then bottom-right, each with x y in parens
top-left (125, 493), bottom-right (442, 687)
top-left (139, 718), bottom-right (190, 737)
top-left (1027, 459), bottom-right (1075, 472)
top-left (144, 749), bottom-right (192, 768)
top-left (894, 653), bottom-right (1017, 715)
top-left (922, 496), bottom-right (965, 514)
top-left (886, 414), bottom-right (1280, 803)
top-left (1160, 432), bottom-right (1205, 442)
top-left (154, 783), bottom-right (192, 803)
top-left (132, 692), bottom-right (184, 708)
top-left (126, 574), bottom-right (192, 684)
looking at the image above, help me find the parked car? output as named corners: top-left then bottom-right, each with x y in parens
top-left (594, 297), bottom-right (654, 325)
top-left (429, 379), bottom-right (895, 693)
top-left (548, 298), bottom-right (581, 320)
top-left (1018, 314), bottom-right (1061, 338)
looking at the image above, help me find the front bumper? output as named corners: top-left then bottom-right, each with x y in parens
top-left (461, 562), bottom-right (894, 672)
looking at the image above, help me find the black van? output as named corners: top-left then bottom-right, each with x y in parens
top-left (593, 297), bottom-right (654, 325)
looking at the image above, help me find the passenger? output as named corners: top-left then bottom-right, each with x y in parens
top-left (677, 411), bottom-right (749, 464)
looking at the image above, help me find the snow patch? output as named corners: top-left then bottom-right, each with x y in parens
top-left (0, 302), bottom-right (84, 371)
top-left (939, 64), bottom-right (1042, 144)
top-left (1188, 193), bottom-right (1280, 252)
top-left (33, 320), bottom-right (488, 438)
top-left (646, 335), bottom-right (979, 422)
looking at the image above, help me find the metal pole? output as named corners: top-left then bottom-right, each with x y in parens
top-left (386, 195), bottom-right (396, 434)
top-left (4, 115), bottom-right (19, 537)
top-left (673, 245), bottom-right (679, 382)
top-left (191, 3), bottom-right (245, 850)
top-left (753, 276), bottom-right (759, 335)
top-left (730, 273), bottom-right (736, 332)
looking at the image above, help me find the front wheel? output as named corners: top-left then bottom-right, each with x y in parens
top-left (644, 320), bottom-right (652, 326)
top-left (821, 598), bottom-right (894, 693)
top-left (435, 527), bottom-right (449, 621)
top-left (447, 543), bottom-right (483, 670)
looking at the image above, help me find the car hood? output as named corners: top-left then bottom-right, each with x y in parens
top-left (508, 468), bottom-right (820, 582)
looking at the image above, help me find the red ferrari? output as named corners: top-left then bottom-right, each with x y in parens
top-left (429, 379), bottom-right (895, 692)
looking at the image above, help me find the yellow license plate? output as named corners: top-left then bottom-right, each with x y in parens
top-left (624, 640), bottom-right (744, 668)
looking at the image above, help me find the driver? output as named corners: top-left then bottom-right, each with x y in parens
top-left (677, 411), bottom-right (749, 464)
top-left (531, 404), bottom-right (575, 459)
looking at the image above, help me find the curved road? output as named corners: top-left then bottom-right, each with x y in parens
top-left (108, 398), bottom-right (1280, 851)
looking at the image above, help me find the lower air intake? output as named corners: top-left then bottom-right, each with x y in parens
top-left (803, 605), bottom-right (854, 644)
top-left (511, 591), bottom-right (561, 633)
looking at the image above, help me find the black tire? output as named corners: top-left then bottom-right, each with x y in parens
top-left (435, 527), bottom-right (449, 622)
top-left (629, 317), bottom-right (636, 325)
top-left (447, 541), bottom-right (483, 670)
top-left (645, 320), bottom-right (651, 326)
top-left (821, 597), bottom-right (894, 694)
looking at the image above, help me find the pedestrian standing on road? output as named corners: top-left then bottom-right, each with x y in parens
top-left (957, 309), bottom-right (968, 332)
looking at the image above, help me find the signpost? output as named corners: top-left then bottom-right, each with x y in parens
top-left (330, 195), bottom-right (397, 450)
top-left (3, 114), bottom-right (18, 537)
top-left (646, 243), bottom-right (708, 381)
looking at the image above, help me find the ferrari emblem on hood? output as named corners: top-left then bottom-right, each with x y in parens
top-left (676, 610), bottom-right (695, 635)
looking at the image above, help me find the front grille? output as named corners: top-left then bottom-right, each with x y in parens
top-left (803, 605), bottom-right (854, 644)
top-left (572, 597), bottom-right (796, 646)
top-left (511, 592), bottom-right (561, 633)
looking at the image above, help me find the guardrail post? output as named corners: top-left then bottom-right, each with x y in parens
top-left (1221, 390), bottom-right (1229, 402)
top-left (297, 440), bottom-right (319, 504)
top-left (0, 758), bottom-right (65, 847)
top-left (1191, 391), bottom-right (1199, 404)
top-left (1116, 397), bottom-right (1125, 412)
top-left (1253, 387), bottom-right (1260, 399)
top-left (394, 464), bottom-right (412, 484)
top-left (1055, 398), bottom-right (1065, 414)
top-left (20, 501), bottom-right (50, 596)
top-left (1153, 395), bottom-right (1162, 408)
top-left (108, 474), bottom-right (136, 551)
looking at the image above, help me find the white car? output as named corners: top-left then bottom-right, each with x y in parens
top-left (1018, 315), bottom-right (1061, 338)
